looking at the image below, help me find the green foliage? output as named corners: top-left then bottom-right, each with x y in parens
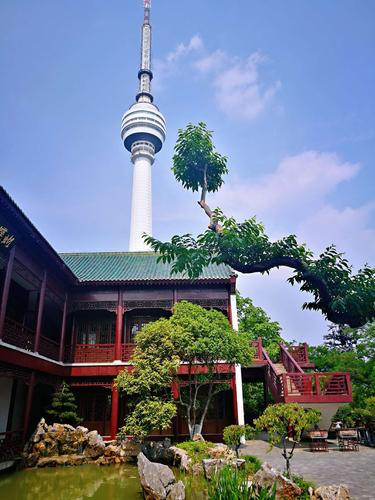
top-left (243, 383), bottom-right (270, 423)
top-left (309, 323), bottom-right (375, 407)
top-left (242, 455), bottom-right (262, 475)
top-left (223, 425), bottom-right (255, 457)
top-left (333, 397), bottom-right (375, 430)
top-left (172, 122), bottom-right (228, 195)
top-left (118, 398), bottom-right (176, 442)
top-left (115, 301), bottom-right (254, 440)
top-left (176, 440), bottom-right (215, 464)
top-left (254, 403), bottom-right (320, 475)
top-left (145, 122), bottom-right (374, 328)
top-left (254, 403), bottom-right (320, 447)
top-left (46, 381), bottom-right (81, 426)
top-left (208, 465), bottom-right (276, 500)
top-left (237, 292), bottom-right (284, 361)
top-left (291, 475), bottom-right (315, 500)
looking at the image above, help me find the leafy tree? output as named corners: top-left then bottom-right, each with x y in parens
top-left (309, 322), bottom-right (375, 407)
top-left (254, 403), bottom-right (320, 475)
top-left (46, 381), bottom-right (82, 426)
top-left (324, 323), bottom-right (361, 352)
top-left (116, 301), bottom-right (254, 440)
top-left (145, 122), bottom-right (375, 328)
top-left (223, 424), bottom-right (255, 458)
top-left (237, 292), bottom-right (284, 360)
top-left (115, 318), bottom-right (180, 441)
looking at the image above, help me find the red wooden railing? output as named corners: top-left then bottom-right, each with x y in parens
top-left (0, 430), bottom-right (23, 460)
top-left (280, 344), bottom-right (304, 374)
top-left (121, 343), bottom-right (135, 361)
top-left (2, 317), bottom-right (34, 351)
top-left (282, 372), bottom-right (352, 403)
top-left (286, 344), bottom-right (309, 365)
top-left (261, 347), bottom-right (284, 402)
top-left (251, 337), bottom-right (263, 360)
top-left (39, 335), bottom-right (60, 360)
top-left (65, 344), bottom-right (115, 363)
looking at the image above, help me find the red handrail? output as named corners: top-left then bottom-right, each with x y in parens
top-left (280, 344), bottom-right (304, 373)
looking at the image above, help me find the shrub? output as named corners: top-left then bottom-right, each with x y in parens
top-left (242, 455), bottom-right (262, 475)
top-left (291, 475), bottom-right (315, 500)
top-left (176, 440), bottom-right (216, 464)
top-left (208, 465), bottom-right (276, 500)
top-left (223, 425), bottom-right (255, 458)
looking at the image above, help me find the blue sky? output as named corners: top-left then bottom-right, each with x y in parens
top-left (1, 0), bottom-right (374, 344)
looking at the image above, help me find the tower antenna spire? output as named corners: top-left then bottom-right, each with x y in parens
top-left (121, 0), bottom-right (166, 252)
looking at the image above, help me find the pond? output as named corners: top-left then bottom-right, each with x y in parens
top-left (0, 464), bottom-right (143, 500)
top-left (0, 464), bottom-right (207, 500)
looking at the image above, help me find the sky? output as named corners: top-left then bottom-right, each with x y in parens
top-left (1, 0), bottom-right (374, 345)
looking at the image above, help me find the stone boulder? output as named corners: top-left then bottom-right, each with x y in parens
top-left (83, 430), bottom-right (105, 459)
top-left (253, 463), bottom-right (302, 499)
top-left (169, 447), bottom-right (190, 471)
top-left (137, 452), bottom-right (185, 500)
top-left (202, 458), bottom-right (226, 480)
top-left (314, 485), bottom-right (350, 500)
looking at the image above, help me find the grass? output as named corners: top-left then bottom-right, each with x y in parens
top-left (242, 455), bottom-right (262, 475)
top-left (208, 466), bottom-right (276, 500)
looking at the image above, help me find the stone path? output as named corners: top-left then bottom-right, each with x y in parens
top-left (241, 439), bottom-right (375, 500)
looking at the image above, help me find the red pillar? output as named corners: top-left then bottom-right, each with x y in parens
top-left (110, 386), bottom-right (119, 439)
top-left (58, 293), bottom-right (68, 362)
top-left (34, 270), bottom-right (47, 353)
top-left (114, 290), bottom-right (123, 361)
top-left (231, 376), bottom-right (239, 424)
top-left (0, 245), bottom-right (16, 339)
top-left (23, 371), bottom-right (36, 441)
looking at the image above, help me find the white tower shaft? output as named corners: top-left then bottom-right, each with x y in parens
top-left (122, 0), bottom-right (166, 251)
top-left (129, 141), bottom-right (154, 251)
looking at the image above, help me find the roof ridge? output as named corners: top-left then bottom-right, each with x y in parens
top-left (59, 251), bottom-right (158, 256)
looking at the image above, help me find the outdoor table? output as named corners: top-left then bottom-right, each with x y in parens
top-left (337, 429), bottom-right (359, 451)
top-left (308, 430), bottom-right (329, 452)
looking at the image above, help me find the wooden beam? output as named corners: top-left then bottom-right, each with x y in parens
top-left (34, 270), bottom-right (47, 353)
top-left (0, 246), bottom-right (16, 339)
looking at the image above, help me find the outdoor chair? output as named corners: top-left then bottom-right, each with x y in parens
top-left (337, 429), bottom-right (359, 451)
top-left (308, 430), bottom-right (329, 452)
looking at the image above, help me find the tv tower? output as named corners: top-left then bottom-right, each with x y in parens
top-left (121, 0), bottom-right (166, 251)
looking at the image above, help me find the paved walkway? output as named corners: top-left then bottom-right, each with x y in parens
top-left (241, 439), bottom-right (375, 500)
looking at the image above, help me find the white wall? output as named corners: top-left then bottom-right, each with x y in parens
top-left (0, 377), bottom-right (13, 432)
top-left (230, 293), bottom-right (245, 426)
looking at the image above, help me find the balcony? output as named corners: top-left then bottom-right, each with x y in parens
top-left (65, 343), bottom-right (135, 363)
top-left (2, 317), bottom-right (34, 352)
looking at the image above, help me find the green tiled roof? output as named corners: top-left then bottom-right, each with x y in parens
top-left (59, 252), bottom-right (234, 283)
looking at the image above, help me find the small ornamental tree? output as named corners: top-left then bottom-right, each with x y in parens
top-left (145, 122), bottom-right (375, 328)
top-left (254, 403), bottom-right (320, 475)
top-left (46, 381), bottom-right (82, 426)
top-left (223, 424), bottom-right (255, 458)
top-left (115, 301), bottom-right (254, 440)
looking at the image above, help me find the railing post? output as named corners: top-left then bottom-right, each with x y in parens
top-left (0, 246), bottom-right (16, 340)
top-left (282, 373), bottom-right (287, 399)
top-left (58, 293), bottom-right (68, 362)
top-left (303, 342), bottom-right (308, 364)
top-left (34, 270), bottom-right (47, 353)
top-left (114, 290), bottom-right (123, 361)
top-left (315, 374), bottom-right (321, 397)
top-left (110, 385), bottom-right (119, 439)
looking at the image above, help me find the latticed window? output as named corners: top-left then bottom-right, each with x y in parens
top-left (76, 313), bottom-right (115, 344)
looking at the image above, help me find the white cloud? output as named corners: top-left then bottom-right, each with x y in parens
top-left (213, 151), bottom-right (360, 221)
top-left (211, 52), bottom-right (281, 120)
top-left (153, 35), bottom-right (203, 91)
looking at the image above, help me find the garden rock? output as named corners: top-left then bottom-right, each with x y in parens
top-left (137, 452), bottom-right (185, 500)
top-left (192, 433), bottom-right (204, 442)
top-left (253, 462), bottom-right (302, 499)
top-left (83, 430), bottom-right (105, 458)
top-left (169, 447), bottom-right (190, 471)
top-left (314, 485), bottom-right (350, 500)
top-left (202, 458), bottom-right (226, 480)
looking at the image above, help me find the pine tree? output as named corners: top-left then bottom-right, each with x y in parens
top-left (46, 381), bottom-right (82, 425)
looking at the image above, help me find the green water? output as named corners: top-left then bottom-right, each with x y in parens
top-left (0, 464), bottom-right (143, 500)
top-left (0, 464), bottom-right (208, 500)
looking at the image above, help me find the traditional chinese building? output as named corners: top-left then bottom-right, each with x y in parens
top-left (0, 1), bottom-right (352, 457)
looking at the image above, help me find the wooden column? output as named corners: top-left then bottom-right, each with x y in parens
top-left (114, 290), bottom-right (123, 361)
top-left (34, 270), bottom-right (47, 353)
top-left (0, 245), bottom-right (16, 339)
top-left (110, 386), bottom-right (119, 439)
top-left (58, 293), bottom-right (68, 362)
top-left (23, 371), bottom-right (36, 442)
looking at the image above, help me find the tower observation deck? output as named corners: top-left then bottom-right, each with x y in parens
top-left (121, 0), bottom-right (166, 252)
